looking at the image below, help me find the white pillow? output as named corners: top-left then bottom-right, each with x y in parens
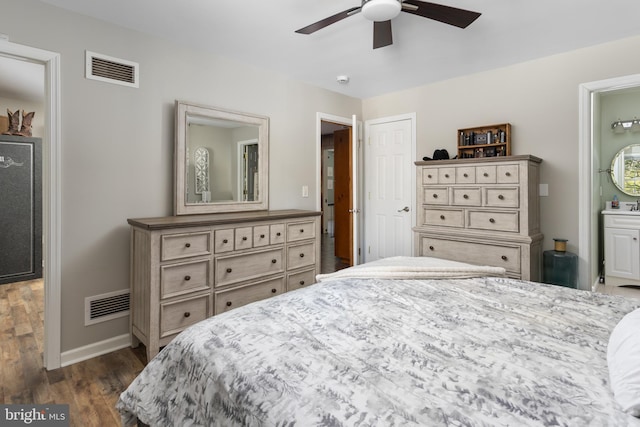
top-left (608, 307), bottom-right (640, 417)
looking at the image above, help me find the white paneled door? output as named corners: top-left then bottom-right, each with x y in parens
top-left (364, 116), bottom-right (414, 262)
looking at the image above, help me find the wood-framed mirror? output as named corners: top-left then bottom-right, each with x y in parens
top-left (611, 143), bottom-right (640, 197)
top-left (174, 101), bottom-right (269, 215)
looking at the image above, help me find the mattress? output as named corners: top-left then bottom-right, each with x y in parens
top-left (117, 257), bottom-right (640, 426)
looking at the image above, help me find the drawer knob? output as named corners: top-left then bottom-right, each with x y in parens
top-left (483, 173), bottom-right (489, 177)
top-left (463, 173), bottom-right (468, 178)
top-left (489, 218), bottom-right (495, 223)
top-left (432, 194), bottom-right (438, 199)
top-left (226, 301), bottom-right (232, 307)
top-left (271, 288), bottom-right (277, 293)
top-left (185, 243), bottom-right (191, 248)
top-left (226, 268), bottom-right (232, 273)
top-left (242, 236), bottom-right (248, 241)
top-left (184, 275), bottom-right (191, 281)
top-left (260, 234), bottom-right (265, 238)
top-left (440, 215), bottom-right (445, 220)
top-left (184, 312), bottom-right (190, 318)
top-left (501, 255), bottom-right (508, 261)
top-left (299, 253), bottom-right (305, 258)
top-left (505, 172), bottom-right (511, 177)
top-left (427, 174), bottom-right (432, 179)
top-left (444, 174), bottom-right (450, 178)
top-left (429, 245), bottom-right (435, 251)
top-left (271, 259), bottom-right (277, 264)
top-left (276, 232), bottom-right (282, 236)
top-left (299, 280), bottom-right (305, 285)
top-left (463, 194), bottom-right (469, 199)
top-left (498, 195), bottom-right (504, 200)
top-left (300, 229), bottom-right (305, 233)
top-left (223, 239), bottom-right (228, 244)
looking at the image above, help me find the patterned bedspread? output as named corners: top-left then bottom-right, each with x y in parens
top-left (117, 268), bottom-right (640, 426)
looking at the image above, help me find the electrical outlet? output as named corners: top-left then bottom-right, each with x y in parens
top-left (302, 185), bottom-right (309, 198)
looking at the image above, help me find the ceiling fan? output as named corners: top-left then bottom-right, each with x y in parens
top-left (295, 0), bottom-right (481, 49)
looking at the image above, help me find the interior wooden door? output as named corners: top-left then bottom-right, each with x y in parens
top-left (333, 128), bottom-right (352, 265)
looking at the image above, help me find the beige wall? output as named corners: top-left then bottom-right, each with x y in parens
top-left (363, 35), bottom-right (640, 265)
top-left (1, 0), bottom-right (361, 353)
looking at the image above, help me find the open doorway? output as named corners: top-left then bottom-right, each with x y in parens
top-left (0, 41), bottom-right (62, 369)
top-left (319, 119), bottom-right (351, 274)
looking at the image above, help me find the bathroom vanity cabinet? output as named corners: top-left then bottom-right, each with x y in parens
top-left (603, 211), bottom-right (640, 286)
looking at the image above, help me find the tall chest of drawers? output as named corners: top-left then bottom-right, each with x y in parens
top-left (128, 209), bottom-right (321, 360)
top-left (414, 155), bottom-right (543, 281)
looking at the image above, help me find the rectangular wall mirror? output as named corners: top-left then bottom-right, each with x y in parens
top-left (174, 101), bottom-right (269, 215)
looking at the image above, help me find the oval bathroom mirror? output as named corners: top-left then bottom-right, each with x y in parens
top-left (611, 143), bottom-right (640, 197)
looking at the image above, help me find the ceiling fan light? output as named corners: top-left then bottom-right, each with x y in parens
top-left (362, 0), bottom-right (401, 22)
top-left (631, 118), bottom-right (640, 133)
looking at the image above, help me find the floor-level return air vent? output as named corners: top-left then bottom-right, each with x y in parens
top-left (85, 289), bottom-right (130, 326)
top-left (85, 51), bottom-right (139, 88)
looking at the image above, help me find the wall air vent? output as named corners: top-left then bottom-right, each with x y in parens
top-left (85, 289), bottom-right (130, 326)
top-left (85, 51), bottom-right (139, 88)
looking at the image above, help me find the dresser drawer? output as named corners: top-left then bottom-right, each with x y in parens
top-left (235, 226), bottom-right (253, 250)
top-left (423, 187), bottom-right (449, 205)
top-left (287, 221), bottom-right (316, 242)
top-left (160, 259), bottom-right (211, 299)
top-left (216, 248), bottom-right (284, 287)
top-left (419, 237), bottom-right (520, 274)
top-left (422, 168), bottom-right (438, 185)
top-left (423, 209), bottom-right (464, 227)
top-left (253, 225), bottom-right (270, 247)
top-left (287, 242), bottom-right (316, 270)
top-left (160, 294), bottom-right (210, 338)
top-left (287, 268), bottom-right (316, 291)
top-left (476, 166), bottom-right (496, 183)
top-left (497, 164), bottom-right (519, 184)
top-left (215, 277), bottom-right (285, 314)
top-left (468, 211), bottom-right (519, 233)
top-left (438, 168), bottom-right (456, 184)
top-left (214, 229), bottom-right (234, 253)
top-left (484, 187), bottom-right (519, 208)
top-left (270, 224), bottom-right (285, 244)
top-left (452, 187), bottom-right (481, 206)
top-left (161, 231), bottom-right (211, 261)
top-left (456, 167), bottom-right (475, 184)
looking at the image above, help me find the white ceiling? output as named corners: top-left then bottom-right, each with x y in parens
top-left (15, 1), bottom-right (640, 99)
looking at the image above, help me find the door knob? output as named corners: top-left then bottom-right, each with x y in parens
top-left (397, 206), bottom-right (410, 212)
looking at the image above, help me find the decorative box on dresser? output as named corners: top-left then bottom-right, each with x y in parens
top-left (128, 209), bottom-right (321, 360)
top-left (414, 155), bottom-right (543, 281)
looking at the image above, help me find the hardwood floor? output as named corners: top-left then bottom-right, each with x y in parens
top-left (320, 233), bottom-right (349, 274)
top-left (0, 279), bottom-right (147, 427)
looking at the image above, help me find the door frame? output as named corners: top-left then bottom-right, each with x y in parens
top-left (0, 40), bottom-right (62, 369)
top-left (316, 112), bottom-right (361, 264)
top-left (363, 113), bottom-right (417, 262)
top-left (578, 73), bottom-right (640, 291)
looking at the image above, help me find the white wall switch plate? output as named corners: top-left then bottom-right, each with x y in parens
top-left (539, 183), bottom-right (549, 197)
top-left (302, 185), bottom-right (309, 198)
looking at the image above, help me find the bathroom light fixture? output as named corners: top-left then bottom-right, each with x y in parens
top-left (610, 118), bottom-right (640, 134)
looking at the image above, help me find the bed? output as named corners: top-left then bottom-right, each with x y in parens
top-left (117, 256), bottom-right (640, 426)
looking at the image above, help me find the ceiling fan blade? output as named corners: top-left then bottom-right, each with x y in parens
top-left (401, 1), bottom-right (481, 29)
top-left (295, 7), bottom-right (361, 34)
top-left (373, 20), bottom-right (393, 49)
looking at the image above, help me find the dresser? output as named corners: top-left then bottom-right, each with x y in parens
top-left (128, 209), bottom-right (321, 360)
top-left (414, 155), bottom-right (543, 280)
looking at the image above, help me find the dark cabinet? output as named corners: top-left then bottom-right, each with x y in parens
top-left (0, 135), bottom-right (42, 284)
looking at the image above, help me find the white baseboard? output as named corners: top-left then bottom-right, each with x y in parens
top-left (60, 333), bottom-right (131, 367)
